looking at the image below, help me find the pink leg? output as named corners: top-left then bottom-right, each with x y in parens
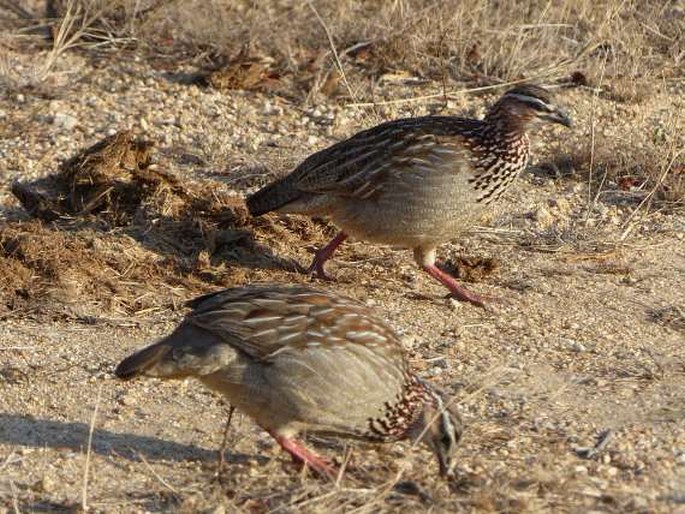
top-left (269, 432), bottom-right (336, 478)
top-left (423, 264), bottom-right (486, 308)
top-left (306, 232), bottom-right (348, 280)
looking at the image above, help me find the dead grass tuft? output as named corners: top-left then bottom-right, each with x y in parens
top-left (4, 1), bottom-right (681, 100)
top-left (543, 111), bottom-right (684, 210)
top-left (595, 143), bottom-right (682, 208)
top-left (157, 1), bottom-right (681, 93)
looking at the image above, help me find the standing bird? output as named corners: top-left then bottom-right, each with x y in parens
top-left (246, 85), bottom-right (572, 307)
top-left (115, 284), bottom-right (462, 478)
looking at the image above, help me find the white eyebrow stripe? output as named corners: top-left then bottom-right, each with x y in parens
top-left (505, 93), bottom-right (551, 110)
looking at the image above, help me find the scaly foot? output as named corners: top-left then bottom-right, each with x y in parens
top-left (270, 432), bottom-right (337, 478)
top-left (305, 232), bottom-right (348, 280)
top-left (423, 264), bottom-right (486, 308)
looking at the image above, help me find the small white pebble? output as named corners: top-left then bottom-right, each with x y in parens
top-left (574, 465), bottom-right (588, 475)
top-left (52, 112), bottom-right (78, 130)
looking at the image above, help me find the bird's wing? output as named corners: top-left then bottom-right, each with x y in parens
top-left (185, 285), bottom-right (404, 365)
top-left (290, 117), bottom-right (477, 199)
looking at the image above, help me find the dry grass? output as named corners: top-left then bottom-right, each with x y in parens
top-left (0, 220), bottom-right (187, 319)
top-left (543, 109), bottom-right (684, 212)
top-left (130, 0), bottom-right (682, 87)
top-left (0, 0), bottom-right (140, 92)
top-left (3, 1), bottom-right (682, 95)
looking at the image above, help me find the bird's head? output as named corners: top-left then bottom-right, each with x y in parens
top-left (408, 385), bottom-right (463, 478)
top-left (486, 84), bottom-right (572, 130)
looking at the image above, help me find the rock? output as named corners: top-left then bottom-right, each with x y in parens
top-left (204, 506), bottom-right (226, 514)
top-left (533, 206), bottom-right (554, 227)
top-left (399, 333), bottom-right (418, 349)
top-left (627, 497), bottom-right (649, 510)
top-left (561, 339), bottom-right (586, 352)
top-left (118, 391), bottom-right (137, 407)
top-left (427, 366), bottom-right (444, 376)
top-left (52, 112), bottom-right (78, 130)
top-left (39, 475), bottom-right (56, 493)
top-left (574, 465), bottom-right (588, 475)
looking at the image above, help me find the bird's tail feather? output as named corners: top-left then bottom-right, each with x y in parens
top-left (246, 177), bottom-right (300, 216)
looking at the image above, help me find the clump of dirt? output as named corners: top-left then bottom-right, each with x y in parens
top-left (5, 131), bottom-right (328, 319)
top-left (441, 255), bottom-right (500, 283)
top-left (197, 47), bottom-right (340, 99)
top-left (13, 130), bottom-right (168, 224)
top-left (203, 52), bottom-right (283, 93)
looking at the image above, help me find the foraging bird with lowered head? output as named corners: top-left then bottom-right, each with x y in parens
top-left (246, 85), bottom-right (572, 307)
top-left (115, 284), bottom-right (462, 478)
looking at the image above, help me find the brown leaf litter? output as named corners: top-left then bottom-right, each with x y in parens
top-left (3, 131), bottom-right (326, 320)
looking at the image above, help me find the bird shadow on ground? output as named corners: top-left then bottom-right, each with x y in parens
top-left (0, 413), bottom-right (260, 465)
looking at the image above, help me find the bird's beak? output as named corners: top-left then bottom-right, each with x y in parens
top-left (438, 451), bottom-right (456, 479)
top-left (542, 108), bottom-right (573, 128)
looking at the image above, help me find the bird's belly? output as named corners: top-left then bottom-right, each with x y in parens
top-left (201, 368), bottom-right (310, 435)
top-left (331, 172), bottom-right (487, 248)
top-left (201, 348), bottom-right (407, 439)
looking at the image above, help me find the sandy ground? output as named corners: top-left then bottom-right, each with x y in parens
top-left (1, 48), bottom-right (684, 513)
